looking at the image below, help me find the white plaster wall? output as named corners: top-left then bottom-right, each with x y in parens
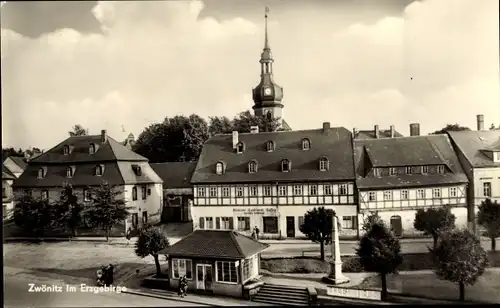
top-left (473, 167), bottom-right (500, 206)
top-left (123, 183), bottom-right (163, 229)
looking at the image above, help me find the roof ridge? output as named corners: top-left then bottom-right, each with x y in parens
top-left (212, 127), bottom-right (346, 137)
top-left (229, 231), bottom-right (245, 258)
top-left (426, 136), bottom-right (451, 170)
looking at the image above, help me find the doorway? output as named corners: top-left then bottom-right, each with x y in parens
top-left (390, 215), bottom-right (403, 237)
top-left (286, 216), bottom-right (295, 238)
top-left (196, 264), bottom-right (213, 292)
top-left (132, 213), bottom-right (139, 230)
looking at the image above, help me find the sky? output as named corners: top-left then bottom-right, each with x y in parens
top-left (1, 0), bottom-right (499, 150)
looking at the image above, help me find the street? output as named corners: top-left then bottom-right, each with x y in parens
top-left (4, 267), bottom-right (201, 307)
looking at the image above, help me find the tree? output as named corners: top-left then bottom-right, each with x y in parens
top-left (231, 110), bottom-right (282, 133)
top-left (13, 193), bottom-right (55, 238)
top-left (69, 124), bottom-right (88, 136)
top-left (357, 223), bottom-right (403, 301)
top-left (477, 198), bottom-right (500, 251)
top-left (414, 206), bottom-right (456, 250)
top-left (208, 116), bottom-right (233, 136)
top-left (82, 181), bottom-right (133, 241)
top-left (362, 211), bottom-right (385, 234)
top-left (53, 183), bottom-right (83, 237)
top-left (133, 115), bottom-right (209, 163)
top-left (299, 207), bottom-right (336, 260)
top-left (135, 226), bottom-right (170, 277)
top-left (2, 147), bottom-right (24, 161)
top-left (431, 229), bottom-right (488, 301)
top-left (431, 124), bottom-right (470, 135)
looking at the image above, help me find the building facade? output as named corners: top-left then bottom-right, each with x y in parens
top-left (448, 115), bottom-right (500, 231)
top-left (3, 156), bottom-right (28, 178)
top-left (12, 130), bottom-right (164, 234)
top-left (353, 124), bottom-right (469, 237)
top-left (190, 123), bottom-right (358, 239)
top-left (2, 166), bottom-right (16, 220)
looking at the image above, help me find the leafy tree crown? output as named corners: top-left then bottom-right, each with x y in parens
top-left (299, 207), bottom-right (335, 245)
top-left (477, 199), bottom-right (500, 238)
top-left (414, 206), bottom-right (456, 237)
top-left (135, 226), bottom-right (170, 258)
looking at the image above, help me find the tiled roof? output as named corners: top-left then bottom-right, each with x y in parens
top-left (353, 135), bottom-right (468, 189)
top-left (2, 165), bottom-right (16, 180)
top-left (30, 134), bottom-right (147, 163)
top-left (354, 129), bottom-right (404, 139)
top-left (150, 162), bottom-right (197, 188)
top-left (117, 161), bottom-right (163, 185)
top-left (9, 156), bottom-right (27, 169)
top-left (448, 130), bottom-right (500, 168)
top-left (159, 230), bottom-right (269, 259)
top-left (191, 126), bottom-right (355, 184)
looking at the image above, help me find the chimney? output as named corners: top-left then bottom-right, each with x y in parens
top-left (101, 130), bottom-right (107, 142)
top-left (390, 125), bottom-right (395, 138)
top-left (352, 127), bottom-right (358, 138)
top-left (374, 125), bottom-right (379, 138)
top-left (410, 123), bottom-right (420, 136)
top-left (477, 114), bottom-right (484, 131)
top-left (232, 131), bottom-right (239, 149)
top-left (250, 126), bottom-right (259, 134)
top-left (323, 122), bottom-right (331, 134)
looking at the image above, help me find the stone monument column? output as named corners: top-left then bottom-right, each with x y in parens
top-left (324, 215), bottom-right (350, 284)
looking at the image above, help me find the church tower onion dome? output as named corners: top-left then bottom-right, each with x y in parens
top-left (252, 7), bottom-right (284, 110)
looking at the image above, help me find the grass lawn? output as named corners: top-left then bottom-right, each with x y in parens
top-left (3, 242), bottom-right (167, 287)
top-left (357, 270), bottom-right (500, 303)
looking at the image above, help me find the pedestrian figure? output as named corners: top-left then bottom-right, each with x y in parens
top-left (251, 231), bottom-right (256, 240)
top-left (254, 226), bottom-right (260, 240)
top-left (126, 227), bottom-right (132, 245)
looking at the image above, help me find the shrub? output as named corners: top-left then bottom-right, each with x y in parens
top-left (260, 257), bottom-right (330, 273)
top-left (341, 257), bottom-right (364, 273)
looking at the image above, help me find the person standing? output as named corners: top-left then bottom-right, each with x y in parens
top-left (254, 226), bottom-right (260, 240)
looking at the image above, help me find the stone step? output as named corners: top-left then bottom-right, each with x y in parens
top-left (252, 297), bottom-right (309, 306)
top-left (260, 283), bottom-right (309, 292)
top-left (257, 289), bottom-right (309, 301)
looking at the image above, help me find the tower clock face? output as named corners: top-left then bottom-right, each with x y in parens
top-left (264, 87), bottom-right (272, 95)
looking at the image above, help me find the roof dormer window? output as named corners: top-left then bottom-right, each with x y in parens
top-left (437, 165), bottom-right (445, 174)
top-left (215, 161), bottom-right (225, 175)
top-left (281, 159), bottom-right (291, 172)
top-left (89, 143), bottom-right (96, 154)
top-left (236, 142), bottom-right (245, 154)
top-left (66, 166), bottom-right (74, 178)
top-left (63, 145), bottom-right (70, 155)
top-left (132, 165), bottom-right (142, 176)
top-left (266, 140), bottom-right (275, 152)
top-left (248, 160), bottom-right (258, 173)
top-left (319, 157), bottom-right (329, 171)
top-left (95, 165), bottom-right (104, 176)
top-left (38, 167), bottom-right (47, 179)
top-left (302, 138), bottom-right (311, 150)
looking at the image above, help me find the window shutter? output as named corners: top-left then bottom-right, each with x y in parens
top-left (299, 216), bottom-right (304, 228)
top-left (353, 216), bottom-right (358, 229)
top-left (228, 217), bottom-right (234, 230)
top-left (245, 217), bottom-right (250, 230)
top-left (216, 217), bottom-right (221, 230)
top-left (199, 217), bottom-right (205, 229)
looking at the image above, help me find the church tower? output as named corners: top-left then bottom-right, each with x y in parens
top-left (252, 7), bottom-right (285, 123)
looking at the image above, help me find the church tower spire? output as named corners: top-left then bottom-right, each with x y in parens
top-left (252, 6), bottom-right (284, 123)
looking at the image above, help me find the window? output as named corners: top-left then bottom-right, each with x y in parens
top-left (401, 190), bottom-right (409, 200)
top-left (309, 185), bottom-right (317, 196)
top-left (221, 217), bottom-right (232, 229)
top-left (132, 165), bottom-right (142, 176)
top-left (421, 166), bottom-right (429, 174)
top-left (89, 143), bottom-right (96, 154)
top-left (324, 185), bottom-right (332, 195)
top-left (496, 152), bottom-right (500, 161)
top-left (209, 187), bottom-right (217, 197)
top-left (263, 216), bottom-right (278, 233)
top-left (339, 184), bottom-right (348, 195)
top-left (249, 186), bottom-right (258, 197)
top-left (342, 216), bottom-right (357, 229)
top-left (215, 162), bottom-right (224, 175)
top-left (266, 141), bottom-right (275, 152)
top-left (319, 157), bottom-right (329, 171)
top-left (66, 167), bottom-right (73, 178)
top-left (483, 182), bottom-right (492, 197)
top-left (38, 167), bottom-right (45, 179)
top-left (383, 191), bottom-right (393, 201)
top-left (405, 167), bottom-right (412, 175)
top-left (63, 145), bottom-right (70, 155)
top-left (242, 256), bottom-right (255, 281)
top-left (293, 185), bottom-right (302, 196)
top-left (248, 160), bottom-right (258, 173)
top-left (281, 159), bottom-right (291, 172)
top-left (132, 187), bottom-right (138, 201)
top-left (216, 261), bottom-right (237, 283)
top-left (84, 189), bottom-right (91, 202)
top-left (302, 138), bottom-right (310, 150)
top-left (41, 190), bottom-right (48, 200)
top-left (417, 189), bottom-right (425, 199)
top-left (449, 187), bottom-right (458, 198)
top-left (236, 142), bottom-right (244, 153)
top-left (147, 188), bottom-right (151, 195)
top-left (237, 217), bottom-right (250, 231)
top-left (142, 185), bottom-right (147, 200)
top-left (236, 186), bottom-right (244, 197)
top-left (373, 168), bottom-right (381, 177)
top-left (263, 185), bottom-right (272, 196)
top-left (197, 187), bottom-right (206, 197)
top-left (222, 187), bottom-right (230, 197)
top-left (432, 188), bottom-right (441, 198)
top-left (172, 259), bottom-right (193, 279)
top-left (368, 192), bottom-right (376, 201)
top-left (95, 165), bottom-right (103, 176)
top-left (205, 217), bottom-right (214, 229)
top-left (278, 185), bottom-right (287, 196)
top-left (389, 168), bottom-right (397, 176)
top-left (298, 216), bottom-right (305, 228)
top-left (437, 165), bottom-right (445, 174)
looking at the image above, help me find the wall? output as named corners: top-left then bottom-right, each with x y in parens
top-left (473, 167), bottom-right (500, 206)
top-left (2, 179), bottom-right (14, 219)
top-left (123, 183), bottom-right (163, 231)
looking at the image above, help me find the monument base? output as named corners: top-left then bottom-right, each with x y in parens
top-left (322, 261), bottom-right (350, 285)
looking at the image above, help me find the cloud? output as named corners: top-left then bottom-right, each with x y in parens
top-left (1, 0), bottom-right (499, 150)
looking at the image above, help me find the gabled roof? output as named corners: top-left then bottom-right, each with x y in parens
top-left (8, 156), bottom-right (27, 169)
top-left (354, 129), bottom-right (404, 139)
top-left (191, 126), bottom-right (355, 184)
top-left (353, 135), bottom-right (468, 189)
top-left (150, 162), bottom-right (197, 188)
top-left (159, 230), bottom-right (269, 259)
top-left (30, 134), bottom-right (147, 164)
top-left (448, 130), bottom-right (500, 168)
top-left (2, 165), bottom-right (16, 180)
